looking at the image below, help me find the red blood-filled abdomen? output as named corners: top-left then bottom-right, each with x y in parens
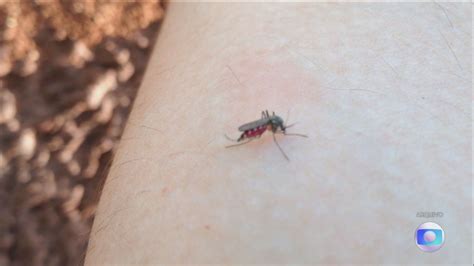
top-left (244, 126), bottom-right (267, 138)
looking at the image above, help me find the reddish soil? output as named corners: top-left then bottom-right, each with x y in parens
top-left (0, 1), bottom-right (164, 265)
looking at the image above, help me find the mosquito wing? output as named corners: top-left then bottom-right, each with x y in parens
top-left (238, 118), bottom-right (270, 132)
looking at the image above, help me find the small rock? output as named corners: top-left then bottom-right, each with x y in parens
top-left (117, 62), bottom-right (135, 82)
top-left (135, 33), bottom-right (149, 48)
top-left (0, 89), bottom-right (16, 124)
top-left (116, 49), bottom-right (130, 65)
top-left (0, 46), bottom-right (12, 77)
top-left (67, 160), bottom-right (81, 176)
top-left (95, 96), bottom-right (115, 123)
top-left (63, 185), bottom-right (84, 212)
top-left (86, 70), bottom-right (117, 109)
top-left (17, 50), bottom-right (40, 76)
top-left (70, 41), bottom-right (94, 67)
top-left (17, 128), bottom-right (36, 160)
top-left (100, 138), bottom-right (114, 152)
top-left (35, 148), bottom-right (50, 168)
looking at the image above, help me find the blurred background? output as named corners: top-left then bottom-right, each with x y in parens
top-left (0, 1), bottom-right (164, 265)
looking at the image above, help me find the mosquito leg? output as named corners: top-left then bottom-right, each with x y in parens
top-left (282, 132), bottom-right (308, 138)
top-left (272, 133), bottom-right (290, 161)
top-left (274, 130), bottom-right (308, 138)
top-left (224, 134), bottom-right (240, 142)
top-left (225, 139), bottom-right (253, 148)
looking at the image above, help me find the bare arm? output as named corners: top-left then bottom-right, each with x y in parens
top-left (85, 3), bottom-right (471, 264)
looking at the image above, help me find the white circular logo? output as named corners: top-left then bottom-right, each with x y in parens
top-left (415, 222), bottom-right (445, 252)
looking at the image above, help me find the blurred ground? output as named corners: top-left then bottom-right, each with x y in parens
top-left (0, 1), bottom-right (164, 265)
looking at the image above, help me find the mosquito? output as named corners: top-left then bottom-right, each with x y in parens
top-left (225, 110), bottom-right (308, 161)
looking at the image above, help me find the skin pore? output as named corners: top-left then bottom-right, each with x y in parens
top-left (85, 3), bottom-right (471, 264)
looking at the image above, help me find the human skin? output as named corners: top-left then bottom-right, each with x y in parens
top-left (85, 3), bottom-right (471, 264)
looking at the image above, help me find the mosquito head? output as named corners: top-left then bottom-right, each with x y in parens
top-left (270, 115), bottom-right (285, 132)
